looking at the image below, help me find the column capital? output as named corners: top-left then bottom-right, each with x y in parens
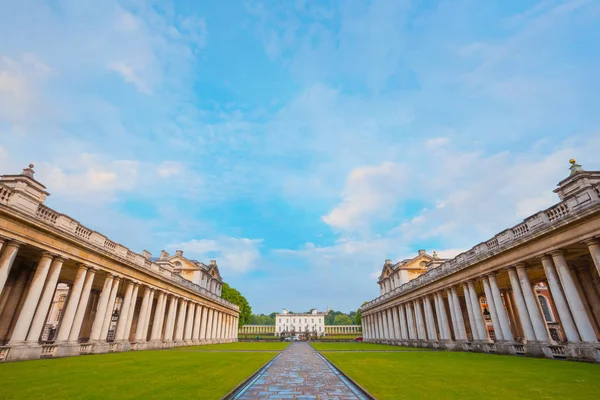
top-left (112, 274), bottom-right (122, 281)
top-left (550, 249), bottom-right (566, 256)
top-left (583, 237), bottom-right (599, 246)
top-left (52, 255), bottom-right (67, 263)
top-left (513, 262), bottom-right (527, 269)
top-left (5, 239), bottom-right (24, 248)
top-left (40, 251), bottom-right (54, 259)
top-left (76, 263), bottom-right (90, 270)
top-left (87, 266), bottom-right (99, 272)
top-left (538, 254), bottom-right (553, 262)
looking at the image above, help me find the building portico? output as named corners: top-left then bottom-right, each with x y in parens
top-left (0, 165), bottom-right (239, 362)
top-left (362, 160), bottom-right (600, 362)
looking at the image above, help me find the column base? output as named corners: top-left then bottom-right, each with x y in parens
top-left (439, 340), bottom-right (456, 351)
top-left (470, 340), bottom-right (492, 353)
top-left (6, 344), bottom-right (42, 361)
top-left (131, 341), bottom-right (148, 351)
top-left (566, 342), bottom-right (600, 362)
top-left (162, 341), bottom-right (174, 348)
top-left (55, 343), bottom-right (80, 358)
top-left (92, 342), bottom-right (110, 354)
top-left (524, 341), bottom-right (552, 358)
top-left (495, 341), bottom-right (516, 355)
top-left (147, 340), bottom-right (164, 349)
top-left (192, 340), bottom-right (200, 345)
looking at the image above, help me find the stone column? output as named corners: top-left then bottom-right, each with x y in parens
top-left (467, 280), bottom-right (488, 341)
top-left (516, 264), bottom-right (549, 341)
top-left (437, 292), bottom-right (452, 341)
top-left (100, 277), bottom-right (121, 341)
top-left (386, 309), bottom-right (395, 340)
top-left (488, 274), bottom-right (514, 342)
top-left (9, 252), bottom-right (54, 344)
top-left (141, 289), bottom-right (155, 341)
top-left (446, 289), bottom-right (458, 340)
top-left (123, 283), bottom-right (140, 342)
top-left (68, 267), bottom-right (97, 342)
top-left (174, 298), bottom-right (187, 342)
top-left (577, 267), bottom-right (600, 328)
top-left (0, 241), bottom-right (21, 295)
top-left (406, 301), bottom-right (417, 340)
top-left (551, 251), bottom-right (597, 342)
top-left (417, 300), bottom-right (428, 340)
top-left (184, 302), bottom-right (195, 342)
top-left (115, 280), bottom-right (135, 342)
top-left (463, 282), bottom-right (478, 340)
top-left (26, 256), bottom-right (65, 343)
top-left (399, 304), bottom-right (408, 340)
top-left (200, 306), bottom-right (208, 341)
top-left (505, 290), bottom-right (522, 340)
top-left (450, 287), bottom-right (467, 340)
top-left (164, 295), bottom-right (177, 342)
top-left (56, 265), bottom-right (88, 342)
top-left (540, 256), bottom-right (579, 342)
top-left (193, 304), bottom-right (202, 342)
top-left (392, 306), bottom-right (401, 342)
top-left (134, 286), bottom-right (152, 342)
top-left (205, 308), bottom-right (214, 341)
top-left (381, 310), bottom-right (390, 340)
top-left (586, 239), bottom-right (600, 277)
top-left (89, 274), bottom-right (114, 342)
top-left (150, 291), bottom-right (166, 342)
top-left (482, 276), bottom-right (504, 341)
top-left (508, 268), bottom-right (536, 341)
top-left (424, 296), bottom-right (438, 341)
top-left (212, 310), bottom-right (220, 340)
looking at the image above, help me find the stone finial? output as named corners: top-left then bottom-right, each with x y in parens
top-left (175, 250), bottom-right (183, 257)
top-left (21, 164), bottom-right (35, 179)
top-left (384, 259), bottom-right (392, 265)
top-left (210, 259), bottom-right (217, 266)
top-left (569, 158), bottom-right (583, 176)
top-left (433, 250), bottom-right (438, 259)
top-left (418, 249), bottom-right (426, 256)
top-left (159, 250), bottom-right (169, 260)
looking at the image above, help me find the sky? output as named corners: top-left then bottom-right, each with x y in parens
top-left (1, 0), bottom-right (599, 314)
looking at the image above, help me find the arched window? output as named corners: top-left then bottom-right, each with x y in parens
top-left (538, 295), bottom-right (555, 323)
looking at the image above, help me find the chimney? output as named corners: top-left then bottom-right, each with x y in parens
top-left (210, 260), bottom-right (217, 266)
top-left (159, 250), bottom-right (170, 260)
top-left (142, 250), bottom-right (152, 260)
top-left (175, 250), bottom-right (183, 257)
top-left (418, 249), bottom-right (426, 256)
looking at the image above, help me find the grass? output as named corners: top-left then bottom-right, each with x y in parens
top-left (311, 342), bottom-right (425, 351)
top-left (0, 349), bottom-right (275, 399)
top-left (172, 341), bottom-right (289, 351)
top-left (324, 351), bottom-right (600, 400)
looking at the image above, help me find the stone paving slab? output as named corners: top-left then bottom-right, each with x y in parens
top-left (235, 342), bottom-right (368, 400)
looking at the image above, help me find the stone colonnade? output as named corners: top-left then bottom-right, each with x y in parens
top-left (0, 240), bottom-right (239, 362)
top-left (239, 325), bottom-right (276, 334)
top-left (363, 241), bottom-right (600, 362)
top-left (324, 325), bottom-right (361, 335)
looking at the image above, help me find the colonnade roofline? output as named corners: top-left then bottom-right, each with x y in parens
top-left (0, 166), bottom-right (238, 312)
top-left (363, 165), bottom-right (600, 313)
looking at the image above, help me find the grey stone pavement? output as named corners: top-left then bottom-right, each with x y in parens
top-left (235, 342), bottom-right (369, 400)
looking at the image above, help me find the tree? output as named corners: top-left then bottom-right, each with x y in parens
top-left (355, 302), bottom-right (368, 326)
top-left (333, 314), bottom-right (353, 325)
top-left (221, 282), bottom-right (252, 327)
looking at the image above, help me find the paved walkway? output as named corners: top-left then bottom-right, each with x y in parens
top-left (235, 342), bottom-right (369, 399)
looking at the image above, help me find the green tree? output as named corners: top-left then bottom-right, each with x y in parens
top-left (333, 314), bottom-right (353, 325)
top-left (355, 302), bottom-right (368, 326)
top-left (221, 282), bottom-right (252, 327)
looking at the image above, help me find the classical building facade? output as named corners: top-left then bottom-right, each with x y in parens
top-left (0, 165), bottom-right (239, 362)
top-left (275, 309), bottom-right (326, 336)
top-left (361, 160), bottom-right (600, 362)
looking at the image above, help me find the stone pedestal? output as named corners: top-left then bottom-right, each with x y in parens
top-left (440, 340), bottom-right (456, 351)
top-left (495, 341), bottom-right (515, 355)
top-left (120, 342), bottom-right (132, 352)
top-left (566, 342), bottom-right (600, 362)
top-left (92, 342), bottom-right (110, 354)
top-left (6, 345), bottom-right (42, 361)
top-left (524, 341), bottom-right (552, 358)
top-left (470, 341), bottom-right (490, 353)
top-left (132, 341), bottom-right (147, 351)
top-left (55, 343), bottom-right (80, 358)
top-left (147, 340), bottom-right (163, 349)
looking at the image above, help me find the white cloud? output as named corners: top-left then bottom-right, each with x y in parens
top-left (322, 162), bottom-right (406, 230)
top-left (108, 61), bottom-right (152, 94)
top-left (157, 161), bottom-right (183, 177)
top-left (169, 237), bottom-right (263, 274)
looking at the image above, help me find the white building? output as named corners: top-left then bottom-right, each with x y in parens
top-left (275, 309), bottom-right (325, 336)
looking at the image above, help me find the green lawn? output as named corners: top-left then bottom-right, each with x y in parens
top-left (311, 342), bottom-right (425, 351)
top-left (324, 351), bottom-right (600, 400)
top-left (0, 350), bottom-right (275, 399)
top-left (173, 341), bottom-right (289, 351)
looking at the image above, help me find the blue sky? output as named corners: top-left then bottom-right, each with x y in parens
top-left (1, 0), bottom-right (599, 314)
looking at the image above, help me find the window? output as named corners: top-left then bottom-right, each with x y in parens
top-left (538, 295), bottom-right (555, 323)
